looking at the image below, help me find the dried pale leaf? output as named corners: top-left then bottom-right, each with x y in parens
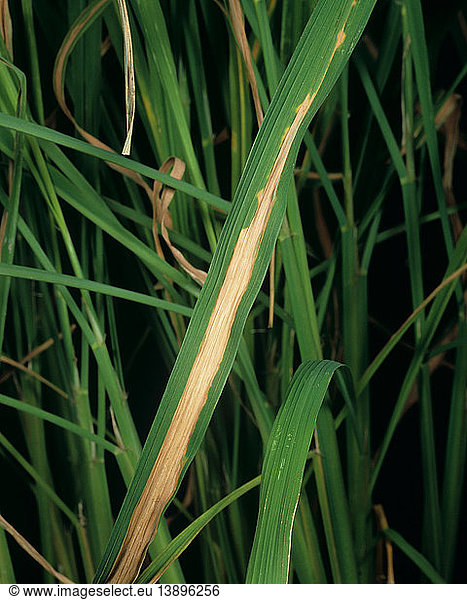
top-left (0, 355), bottom-right (69, 398)
top-left (229, 0), bottom-right (264, 127)
top-left (411, 93), bottom-right (463, 147)
top-left (0, 514), bottom-right (74, 584)
top-left (116, 0), bottom-right (135, 155)
top-left (374, 505), bottom-right (395, 584)
top-left (0, 325), bottom-right (76, 385)
top-left (152, 158), bottom-right (208, 287)
top-left (295, 169), bottom-right (342, 180)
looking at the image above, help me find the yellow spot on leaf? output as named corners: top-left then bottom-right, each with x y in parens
top-left (336, 29), bottom-right (346, 49)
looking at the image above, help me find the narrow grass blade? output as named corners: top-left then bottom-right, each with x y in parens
top-left (136, 475), bottom-right (261, 584)
top-left (20, 0), bottom-right (44, 124)
top-left (0, 60), bottom-right (26, 355)
top-left (404, 0), bottom-right (454, 257)
top-left (184, 2), bottom-right (221, 196)
top-left (0, 393), bottom-right (120, 454)
top-left (441, 317), bottom-right (467, 580)
top-left (0, 528), bottom-right (15, 583)
top-left (358, 262), bottom-right (467, 396)
top-left (0, 264), bottom-right (192, 316)
top-left (0, 431), bottom-right (81, 527)
top-left (382, 529), bottom-right (446, 584)
top-left (0, 515), bottom-right (73, 584)
top-left (370, 225), bottom-right (467, 489)
top-left (115, 0), bottom-right (134, 155)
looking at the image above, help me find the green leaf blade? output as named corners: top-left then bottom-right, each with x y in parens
top-left (246, 360), bottom-right (345, 584)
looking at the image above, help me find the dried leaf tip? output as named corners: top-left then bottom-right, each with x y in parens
top-left (117, 0), bottom-right (135, 155)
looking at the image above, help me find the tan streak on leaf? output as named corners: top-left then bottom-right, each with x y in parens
top-left (107, 93), bottom-right (313, 583)
top-left (0, 514), bottom-right (74, 583)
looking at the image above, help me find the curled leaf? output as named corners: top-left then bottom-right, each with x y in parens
top-left (116, 0), bottom-right (135, 155)
top-left (53, 0), bottom-right (148, 191)
top-left (152, 158), bottom-right (208, 286)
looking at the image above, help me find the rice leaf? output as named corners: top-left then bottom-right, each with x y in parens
top-left (246, 360), bottom-right (349, 584)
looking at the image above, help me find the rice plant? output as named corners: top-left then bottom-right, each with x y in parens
top-left (0, 0), bottom-right (466, 584)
